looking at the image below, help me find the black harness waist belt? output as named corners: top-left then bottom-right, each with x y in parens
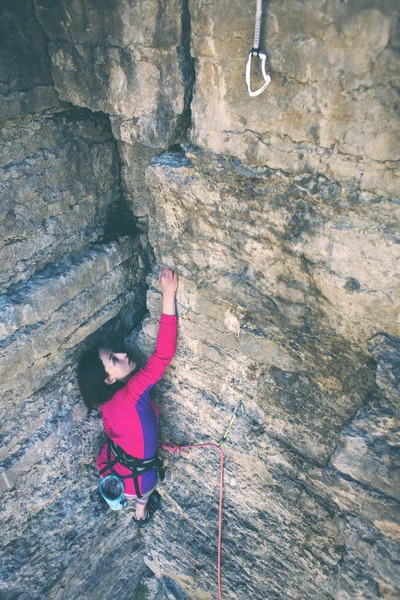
top-left (99, 438), bottom-right (164, 499)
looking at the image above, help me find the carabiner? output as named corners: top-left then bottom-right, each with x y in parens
top-left (246, 49), bottom-right (271, 97)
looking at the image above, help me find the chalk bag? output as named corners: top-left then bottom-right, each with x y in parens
top-left (99, 474), bottom-right (127, 511)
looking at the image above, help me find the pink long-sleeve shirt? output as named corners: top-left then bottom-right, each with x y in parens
top-left (96, 313), bottom-right (177, 496)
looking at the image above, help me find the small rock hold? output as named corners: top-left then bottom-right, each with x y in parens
top-left (345, 278), bottom-right (361, 292)
top-left (319, 181), bottom-right (342, 200)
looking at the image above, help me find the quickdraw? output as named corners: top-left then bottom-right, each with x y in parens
top-left (246, 0), bottom-right (271, 97)
top-left (218, 400), bottom-right (244, 447)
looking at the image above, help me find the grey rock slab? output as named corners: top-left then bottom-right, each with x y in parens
top-left (1, 87), bottom-right (64, 121)
top-left (318, 335), bottom-right (400, 599)
top-left (0, 108), bottom-right (121, 290)
top-left (118, 141), bottom-right (161, 221)
top-left (238, 330), bottom-right (304, 372)
top-left (145, 151), bottom-right (400, 346)
top-left (368, 333), bottom-right (400, 405)
top-left (34, 0), bottom-right (191, 148)
top-left (0, 369), bottom-right (147, 600)
top-left (143, 153), bottom-right (394, 463)
top-left (0, 237), bottom-right (135, 339)
top-left (0, 0), bottom-right (62, 120)
top-left (331, 337), bottom-right (400, 500)
top-left (189, 0), bottom-right (400, 195)
top-left (140, 391), bottom-right (341, 599)
top-left (289, 209), bottom-right (400, 343)
top-left (135, 149), bottom-right (400, 596)
top-left (331, 406), bottom-right (400, 501)
top-left (0, 238), bottom-right (143, 399)
top-left (323, 468), bottom-right (400, 600)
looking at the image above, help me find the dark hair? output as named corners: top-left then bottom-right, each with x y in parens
top-left (77, 347), bottom-right (124, 411)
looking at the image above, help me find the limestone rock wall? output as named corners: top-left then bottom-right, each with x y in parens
top-left (1, 109), bottom-right (121, 289)
top-left (0, 3), bottom-right (151, 598)
top-left (0, 0), bottom-right (62, 119)
top-left (131, 148), bottom-right (399, 599)
top-left (190, 0), bottom-right (400, 196)
top-left (1, 1), bottom-right (399, 599)
top-left (34, 0), bottom-right (194, 148)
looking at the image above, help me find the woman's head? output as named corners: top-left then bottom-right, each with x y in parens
top-left (98, 349), bottom-right (137, 384)
top-left (77, 347), bottom-right (137, 410)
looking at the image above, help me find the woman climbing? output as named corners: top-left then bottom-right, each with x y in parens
top-left (77, 267), bottom-right (178, 527)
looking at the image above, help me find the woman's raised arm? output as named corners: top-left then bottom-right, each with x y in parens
top-left (122, 268), bottom-right (178, 403)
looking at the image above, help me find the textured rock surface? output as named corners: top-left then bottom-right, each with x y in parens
top-left (0, 108), bottom-right (121, 290)
top-left (325, 335), bottom-right (400, 599)
top-left (118, 141), bottom-right (161, 223)
top-left (0, 0), bottom-right (63, 120)
top-left (0, 367), bottom-right (151, 600)
top-left (190, 0), bottom-right (400, 195)
top-left (0, 238), bottom-right (145, 401)
top-left (122, 149), bottom-right (399, 599)
top-left (34, 0), bottom-right (194, 148)
top-left (1, 0), bottom-right (399, 599)
top-left (0, 5), bottom-right (150, 597)
top-left (145, 150), bottom-right (399, 347)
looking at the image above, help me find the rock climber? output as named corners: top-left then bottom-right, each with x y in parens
top-left (77, 267), bottom-right (178, 527)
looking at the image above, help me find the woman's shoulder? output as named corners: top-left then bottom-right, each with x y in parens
top-left (101, 386), bottom-right (130, 412)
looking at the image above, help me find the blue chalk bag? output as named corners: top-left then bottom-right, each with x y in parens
top-left (99, 474), bottom-right (127, 511)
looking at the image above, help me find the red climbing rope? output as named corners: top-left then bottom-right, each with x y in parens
top-left (161, 442), bottom-right (225, 600)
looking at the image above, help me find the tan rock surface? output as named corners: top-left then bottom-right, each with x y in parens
top-left (0, 109), bottom-right (121, 290)
top-left (0, 4), bottom-right (154, 598)
top-left (121, 148), bottom-right (400, 598)
top-left (0, 367), bottom-right (158, 600)
top-left (190, 0), bottom-right (400, 195)
top-left (0, 0), bottom-right (63, 120)
top-left (34, 0), bottom-right (193, 148)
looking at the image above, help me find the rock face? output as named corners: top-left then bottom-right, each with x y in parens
top-left (326, 335), bottom-right (400, 599)
top-left (1, 108), bottom-right (122, 290)
top-left (131, 148), bottom-right (399, 599)
top-left (34, 0), bottom-right (194, 148)
top-left (0, 238), bottom-right (144, 401)
top-left (1, 1), bottom-right (399, 599)
top-left (190, 0), bottom-right (400, 196)
top-left (0, 4), bottom-right (151, 598)
top-left (0, 0), bottom-right (62, 119)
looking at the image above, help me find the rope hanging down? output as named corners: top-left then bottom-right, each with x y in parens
top-left (161, 400), bottom-right (245, 600)
top-left (162, 442), bottom-right (224, 600)
top-left (246, 0), bottom-right (271, 97)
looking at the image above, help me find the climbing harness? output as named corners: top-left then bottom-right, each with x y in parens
top-left (98, 437), bottom-right (165, 499)
top-left (161, 401), bottom-right (245, 600)
top-left (98, 402), bottom-right (245, 596)
top-left (246, 0), bottom-right (271, 96)
top-left (99, 474), bottom-right (127, 511)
